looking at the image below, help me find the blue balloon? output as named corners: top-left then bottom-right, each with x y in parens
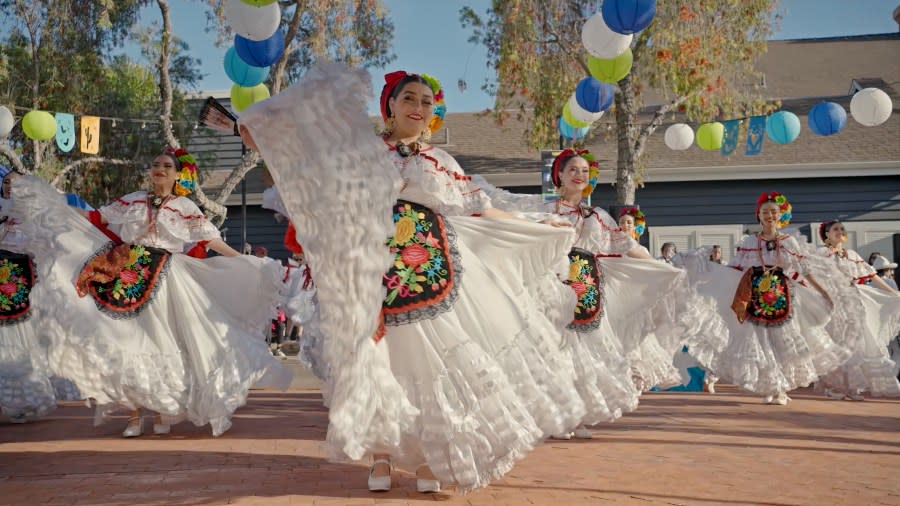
top-left (235, 27), bottom-right (285, 68)
top-left (575, 77), bottom-right (616, 113)
top-left (808, 101), bottom-right (847, 136)
top-left (224, 47), bottom-right (269, 87)
top-left (602, 0), bottom-right (657, 35)
top-left (558, 116), bottom-right (590, 141)
top-left (766, 111), bottom-right (801, 145)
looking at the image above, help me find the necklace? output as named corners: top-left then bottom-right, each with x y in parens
top-left (756, 233), bottom-right (782, 273)
top-left (146, 193), bottom-right (173, 236)
top-left (394, 140), bottom-right (421, 158)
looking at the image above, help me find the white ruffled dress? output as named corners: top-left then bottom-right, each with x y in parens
top-left (815, 247), bottom-right (900, 396)
top-left (679, 234), bottom-right (849, 396)
top-left (9, 176), bottom-right (292, 435)
top-left (0, 218), bottom-right (57, 419)
top-left (239, 62), bottom-right (587, 492)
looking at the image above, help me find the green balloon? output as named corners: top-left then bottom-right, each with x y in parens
top-left (231, 83), bottom-right (271, 112)
top-left (240, 0), bottom-right (277, 6)
top-left (587, 49), bottom-right (633, 84)
top-left (562, 102), bottom-right (591, 128)
top-left (22, 110), bottom-right (57, 141)
top-left (696, 122), bottom-right (724, 151)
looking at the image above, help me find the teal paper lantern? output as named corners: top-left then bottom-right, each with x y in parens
top-left (558, 116), bottom-right (590, 141)
top-left (225, 47), bottom-right (269, 87)
top-left (766, 111), bottom-right (801, 144)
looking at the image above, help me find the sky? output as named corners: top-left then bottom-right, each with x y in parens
top-left (120, 0), bottom-right (900, 114)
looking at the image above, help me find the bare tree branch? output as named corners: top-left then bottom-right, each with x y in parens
top-left (156, 0), bottom-right (179, 148)
top-left (0, 144), bottom-right (28, 174)
top-left (50, 157), bottom-right (137, 187)
top-left (633, 95), bottom-right (689, 160)
top-left (271, 0), bottom-right (304, 94)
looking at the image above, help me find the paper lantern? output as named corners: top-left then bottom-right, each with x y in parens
top-left (231, 83), bottom-right (271, 112)
top-left (0, 106), bottom-right (14, 138)
top-left (602, 0), bottom-right (657, 35)
top-left (22, 110), bottom-right (57, 141)
top-left (808, 101), bottom-right (846, 136)
top-left (766, 111), bottom-right (801, 144)
top-left (664, 123), bottom-right (694, 151)
top-left (587, 49), bottom-right (633, 84)
top-left (240, 0), bottom-right (277, 5)
top-left (695, 122), bottom-right (724, 151)
top-left (575, 77), bottom-right (616, 113)
top-left (558, 117), bottom-right (590, 141)
top-left (567, 94), bottom-right (604, 124)
top-left (581, 12), bottom-right (633, 59)
top-left (224, 0), bottom-right (281, 41)
top-left (850, 87), bottom-right (893, 127)
top-left (562, 102), bottom-right (591, 128)
top-left (225, 47), bottom-right (269, 87)
top-left (235, 27), bottom-right (285, 67)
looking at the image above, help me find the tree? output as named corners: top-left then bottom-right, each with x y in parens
top-left (198, 0), bottom-right (395, 224)
top-left (461, 0), bottom-right (778, 204)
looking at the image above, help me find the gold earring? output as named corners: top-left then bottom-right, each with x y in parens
top-left (420, 128), bottom-right (432, 142)
top-left (383, 117), bottom-right (394, 135)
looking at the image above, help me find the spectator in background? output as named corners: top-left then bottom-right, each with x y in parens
top-left (868, 251), bottom-right (882, 266)
top-left (270, 308), bottom-right (287, 358)
top-left (871, 255), bottom-right (899, 291)
top-left (253, 246), bottom-right (269, 259)
top-left (242, 243), bottom-right (252, 255)
top-left (658, 242), bottom-right (677, 264)
top-left (709, 245), bottom-right (724, 264)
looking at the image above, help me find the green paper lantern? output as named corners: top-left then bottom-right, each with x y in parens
top-left (240, 0), bottom-right (277, 6)
top-left (587, 48), bottom-right (633, 84)
top-left (22, 110), bottom-right (57, 141)
top-left (230, 83), bottom-right (270, 112)
top-left (695, 122), bottom-right (724, 151)
top-left (562, 102), bottom-right (591, 128)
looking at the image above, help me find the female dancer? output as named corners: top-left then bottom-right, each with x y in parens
top-left (7, 148), bottom-right (291, 437)
top-left (678, 193), bottom-right (848, 405)
top-left (815, 220), bottom-right (900, 400)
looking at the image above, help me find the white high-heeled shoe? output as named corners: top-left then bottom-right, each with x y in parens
top-left (367, 459), bottom-right (391, 492)
top-left (416, 467), bottom-right (441, 493)
top-left (573, 426), bottom-right (594, 439)
top-left (153, 416), bottom-right (171, 435)
top-left (122, 416), bottom-right (143, 438)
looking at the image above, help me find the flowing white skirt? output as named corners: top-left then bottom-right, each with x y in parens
top-left (677, 258), bottom-right (848, 395)
top-left (0, 315), bottom-right (57, 419)
top-left (10, 176), bottom-right (292, 435)
top-left (240, 62), bottom-right (589, 491)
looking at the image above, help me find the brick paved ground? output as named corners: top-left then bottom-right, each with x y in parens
top-left (1, 385), bottom-right (898, 506)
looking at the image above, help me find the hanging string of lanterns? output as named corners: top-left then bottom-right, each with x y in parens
top-left (223, 0), bottom-right (283, 112)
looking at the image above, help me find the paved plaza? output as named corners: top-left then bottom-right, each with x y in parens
top-left (1, 384), bottom-right (898, 506)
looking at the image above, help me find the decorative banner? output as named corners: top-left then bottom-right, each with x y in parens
top-left (80, 115), bottom-right (100, 154)
top-left (745, 115), bottom-right (766, 156)
top-left (720, 119), bottom-right (740, 156)
top-left (55, 113), bottom-right (76, 152)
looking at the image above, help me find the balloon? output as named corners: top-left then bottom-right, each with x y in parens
top-left (224, 0), bottom-right (281, 41)
top-left (850, 87), bottom-right (893, 127)
top-left (240, 0), bottom-right (277, 5)
top-left (558, 116), bottom-right (590, 141)
top-left (581, 12), bottom-right (633, 59)
top-left (230, 83), bottom-right (271, 112)
top-left (587, 49), bottom-right (633, 84)
top-left (695, 122), bottom-right (724, 151)
top-left (575, 77), bottom-right (616, 113)
top-left (0, 106), bottom-right (14, 138)
top-left (766, 111), bottom-right (801, 144)
top-left (567, 94), bottom-right (604, 124)
top-left (235, 27), bottom-right (285, 67)
top-left (22, 110), bottom-right (57, 141)
top-left (562, 102), bottom-right (591, 128)
top-left (807, 101), bottom-right (846, 136)
top-left (664, 123), bottom-right (694, 151)
top-left (224, 46), bottom-right (269, 87)
top-left (602, 0), bottom-right (657, 35)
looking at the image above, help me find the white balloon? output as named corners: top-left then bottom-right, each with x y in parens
top-left (567, 94), bottom-right (605, 124)
top-left (664, 123), bottom-right (694, 151)
top-left (582, 12), bottom-right (633, 59)
top-left (0, 106), bottom-right (13, 138)
top-left (850, 87), bottom-right (893, 127)
top-left (224, 0), bottom-right (281, 42)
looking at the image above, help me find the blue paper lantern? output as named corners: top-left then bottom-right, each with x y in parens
top-left (765, 111), bottom-right (801, 145)
top-left (558, 116), bottom-right (590, 141)
top-left (575, 77), bottom-right (616, 113)
top-left (224, 46), bottom-right (269, 87)
top-left (808, 101), bottom-right (847, 136)
top-left (235, 27), bottom-right (285, 67)
top-left (602, 0), bottom-right (657, 35)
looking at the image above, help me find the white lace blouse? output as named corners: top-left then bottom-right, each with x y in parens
top-left (99, 191), bottom-right (220, 252)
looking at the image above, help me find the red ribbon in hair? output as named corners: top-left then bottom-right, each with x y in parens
top-left (550, 148), bottom-right (592, 188)
top-left (380, 70), bottom-right (411, 122)
top-left (755, 191), bottom-right (781, 217)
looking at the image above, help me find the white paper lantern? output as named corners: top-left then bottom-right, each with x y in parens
top-left (224, 0), bottom-right (281, 41)
top-left (581, 12), bottom-right (633, 59)
top-left (664, 123), bottom-right (694, 151)
top-left (0, 106), bottom-right (14, 138)
top-left (567, 94), bottom-right (605, 124)
top-left (850, 87), bottom-right (893, 127)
